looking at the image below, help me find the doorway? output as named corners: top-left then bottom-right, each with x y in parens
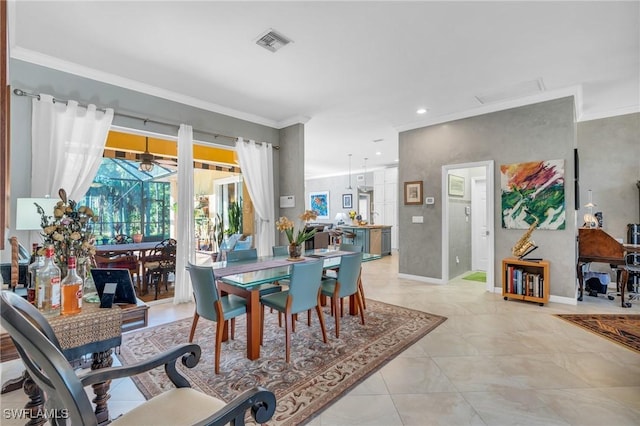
top-left (442, 161), bottom-right (495, 292)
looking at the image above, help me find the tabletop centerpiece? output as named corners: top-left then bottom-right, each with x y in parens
top-left (36, 188), bottom-right (99, 277)
top-left (276, 210), bottom-right (318, 260)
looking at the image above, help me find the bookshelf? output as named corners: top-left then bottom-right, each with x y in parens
top-left (502, 258), bottom-right (550, 306)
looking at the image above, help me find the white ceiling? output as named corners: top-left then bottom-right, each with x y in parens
top-left (9, 1), bottom-right (640, 179)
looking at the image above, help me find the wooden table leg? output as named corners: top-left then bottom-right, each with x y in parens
top-left (21, 371), bottom-right (46, 426)
top-left (246, 289), bottom-right (261, 360)
top-left (91, 349), bottom-right (113, 425)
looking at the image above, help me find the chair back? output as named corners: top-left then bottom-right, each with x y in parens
top-left (340, 243), bottom-right (363, 253)
top-left (187, 263), bottom-right (221, 322)
top-left (226, 248), bottom-right (258, 262)
top-left (288, 260), bottom-right (324, 313)
top-left (272, 245), bottom-right (289, 257)
top-left (0, 291), bottom-right (97, 425)
top-left (110, 234), bottom-right (133, 245)
top-left (336, 252), bottom-right (363, 298)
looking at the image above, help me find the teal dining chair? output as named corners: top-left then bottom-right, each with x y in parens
top-left (259, 260), bottom-right (328, 362)
top-left (321, 252), bottom-right (364, 337)
top-left (327, 243), bottom-right (367, 310)
top-left (187, 262), bottom-right (247, 374)
top-left (226, 248), bottom-right (258, 262)
top-left (225, 248), bottom-right (281, 296)
top-left (272, 245), bottom-right (289, 257)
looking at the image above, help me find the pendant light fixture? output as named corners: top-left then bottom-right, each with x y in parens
top-left (347, 153), bottom-right (353, 190)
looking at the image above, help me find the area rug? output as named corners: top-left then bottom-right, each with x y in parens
top-left (118, 300), bottom-right (446, 425)
top-left (462, 271), bottom-right (486, 282)
top-left (556, 314), bottom-right (640, 354)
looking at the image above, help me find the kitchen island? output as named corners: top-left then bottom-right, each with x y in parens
top-left (338, 225), bottom-right (392, 255)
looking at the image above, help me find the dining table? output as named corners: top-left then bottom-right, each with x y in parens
top-left (196, 248), bottom-right (381, 360)
top-left (95, 241), bottom-right (162, 294)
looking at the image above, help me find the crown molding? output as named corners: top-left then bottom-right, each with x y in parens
top-left (578, 104), bottom-right (640, 122)
top-left (10, 47), bottom-right (280, 129)
top-left (395, 85), bottom-right (582, 133)
top-left (276, 115), bottom-right (311, 129)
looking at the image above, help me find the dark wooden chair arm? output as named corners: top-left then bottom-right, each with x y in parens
top-left (191, 386), bottom-right (276, 426)
top-left (79, 343), bottom-right (201, 388)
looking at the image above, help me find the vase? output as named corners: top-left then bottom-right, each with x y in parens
top-left (288, 243), bottom-right (302, 259)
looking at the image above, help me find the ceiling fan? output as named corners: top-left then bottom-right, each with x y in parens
top-left (138, 137), bottom-right (177, 172)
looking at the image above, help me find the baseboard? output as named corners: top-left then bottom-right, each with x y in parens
top-left (397, 273), bottom-right (445, 285)
top-left (549, 294), bottom-right (577, 305)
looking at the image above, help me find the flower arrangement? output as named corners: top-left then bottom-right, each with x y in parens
top-left (276, 210), bottom-right (318, 245)
top-left (36, 188), bottom-right (99, 269)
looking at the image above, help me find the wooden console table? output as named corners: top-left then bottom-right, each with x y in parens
top-left (1, 304), bottom-right (123, 426)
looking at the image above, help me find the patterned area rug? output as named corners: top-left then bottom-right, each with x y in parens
top-left (118, 300), bottom-right (446, 425)
top-left (556, 314), bottom-right (640, 353)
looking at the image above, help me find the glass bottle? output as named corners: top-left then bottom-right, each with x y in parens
top-left (61, 256), bottom-right (83, 315)
top-left (27, 245), bottom-right (44, 305)
top-left (36, 245), bottom-right (61, 316)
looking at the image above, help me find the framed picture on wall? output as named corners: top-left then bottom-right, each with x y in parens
top-left (404, 181), bottom-right (423, 205)
top-left (342, 193), bottom-right (353, 209)
top-left (448, 174), bottom-right (465, 197)
top-left (309, 191), bottom-right (330, 220)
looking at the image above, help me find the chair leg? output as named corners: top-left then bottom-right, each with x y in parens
top-left (230, 318), bottom-right (236, 340)
top-left (332, 293), bottom-right (341, 338)
top-left (307, 310), bottom-right (311, 326)
top-left (188, 313), bottom-right (199, 342)
top-left (284, 312), bottom-right (293, 363)
top-left (358, 277), bottom-right (367, 310)
top-left (355, 291), bottom-right (366, 325)
top-left (214, 320), bottom-right (225, 374)
top-left (316, 295), bottom-right (328, 344)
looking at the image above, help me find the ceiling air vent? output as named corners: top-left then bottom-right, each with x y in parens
top-left (475, 78), bottom-right (546, 105)
top-left (256, 29), bottom-right (293, 53)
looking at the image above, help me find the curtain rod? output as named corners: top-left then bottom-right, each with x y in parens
top-left (12, 88), bottom-right (279, 149)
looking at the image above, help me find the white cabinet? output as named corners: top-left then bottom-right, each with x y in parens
top-left (372, 167), bottom-right (398, 250)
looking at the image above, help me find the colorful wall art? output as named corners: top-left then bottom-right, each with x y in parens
top-left (500, 159), bottom-right (565, 230)
top-left (309, 191), bottom-right (329, 220)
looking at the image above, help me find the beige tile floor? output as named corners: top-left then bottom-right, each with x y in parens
top-left (2, 254), bottom-right (640, 425)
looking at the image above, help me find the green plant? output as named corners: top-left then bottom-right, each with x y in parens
top-left (212, 213), bottom-right (224, 252)
top-left (227, 201), bottom-right (242, 235)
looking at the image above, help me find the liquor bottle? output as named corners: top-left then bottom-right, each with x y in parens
top-left (61, 256), bottom-right (83, 315)
top-left (27, 245), bottom-right (44, 305)
top-left (36, 245), bottom-right (61, 316)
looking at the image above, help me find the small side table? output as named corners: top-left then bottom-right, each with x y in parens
top-left (10, 304), bottom-right (122, 426)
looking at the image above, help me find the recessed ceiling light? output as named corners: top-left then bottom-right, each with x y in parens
top-left (416, 108), bottom-right (428, 114)
top-left (375, 151), bottom-right (381, 156)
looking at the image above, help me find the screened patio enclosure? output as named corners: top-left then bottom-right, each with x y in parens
top-left (82, 158), bottom-right (175, 245)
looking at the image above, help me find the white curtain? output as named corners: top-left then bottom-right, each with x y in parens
top-left (236, 138), bottom-right (275, 257)
top-left (31, 94), bottom-right (113, 200)
top-left (174, 124), bottom-right (195, 304)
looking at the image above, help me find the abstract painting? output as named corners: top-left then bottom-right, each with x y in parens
top-left (500, 159), bottom-right (565, 230)
top-left (309, 191), bottom-right (329, 220)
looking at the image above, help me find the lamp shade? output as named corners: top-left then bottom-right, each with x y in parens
top-left (334, 212), bottom-right (348, 224)
top-left (16, 198), bottom-right (59, 230)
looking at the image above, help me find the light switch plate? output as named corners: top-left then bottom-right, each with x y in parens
top-left (425, 197), bottom-right (435, 205)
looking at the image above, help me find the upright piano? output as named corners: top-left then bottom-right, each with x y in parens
top-left (577, 228), bottom-right (640, 307)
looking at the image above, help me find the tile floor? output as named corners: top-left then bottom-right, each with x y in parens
top-left (2, 254), bottom-right (640, 425)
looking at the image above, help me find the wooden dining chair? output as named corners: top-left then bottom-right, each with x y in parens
top-left (143, 240), bottom-right (177, 299)
top-left (259, 260), bottom-right (327, 362)
top-left (187, 262), bottom-right (247, 374)
top-left (321, 252), bottom-right (364, 337)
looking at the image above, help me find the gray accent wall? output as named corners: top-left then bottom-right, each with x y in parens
top-left (576, 113), bottom-right (640, 240)
top-left (400, 97), bottom-right (577, 298)
top-left (278, 123), bottom-right (306, 245)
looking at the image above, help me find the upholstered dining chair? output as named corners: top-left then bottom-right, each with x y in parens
top-left (321, 252), bottom-right (365, 337)
top-left (272, 245), bottom-right (289, 257)
top-left (259, 260), bottom-right (328, 362)
top-left (326, 243), bottom-right (367, 310)
top-left (226, 248), bottom-right (258, 262)
top-left (187, 262), bottom-right (247, 374)
top-left (0, 290), bottom-right (276, 425)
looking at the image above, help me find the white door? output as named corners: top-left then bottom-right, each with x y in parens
top-left (471, 177), bottom-right (488, 271)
